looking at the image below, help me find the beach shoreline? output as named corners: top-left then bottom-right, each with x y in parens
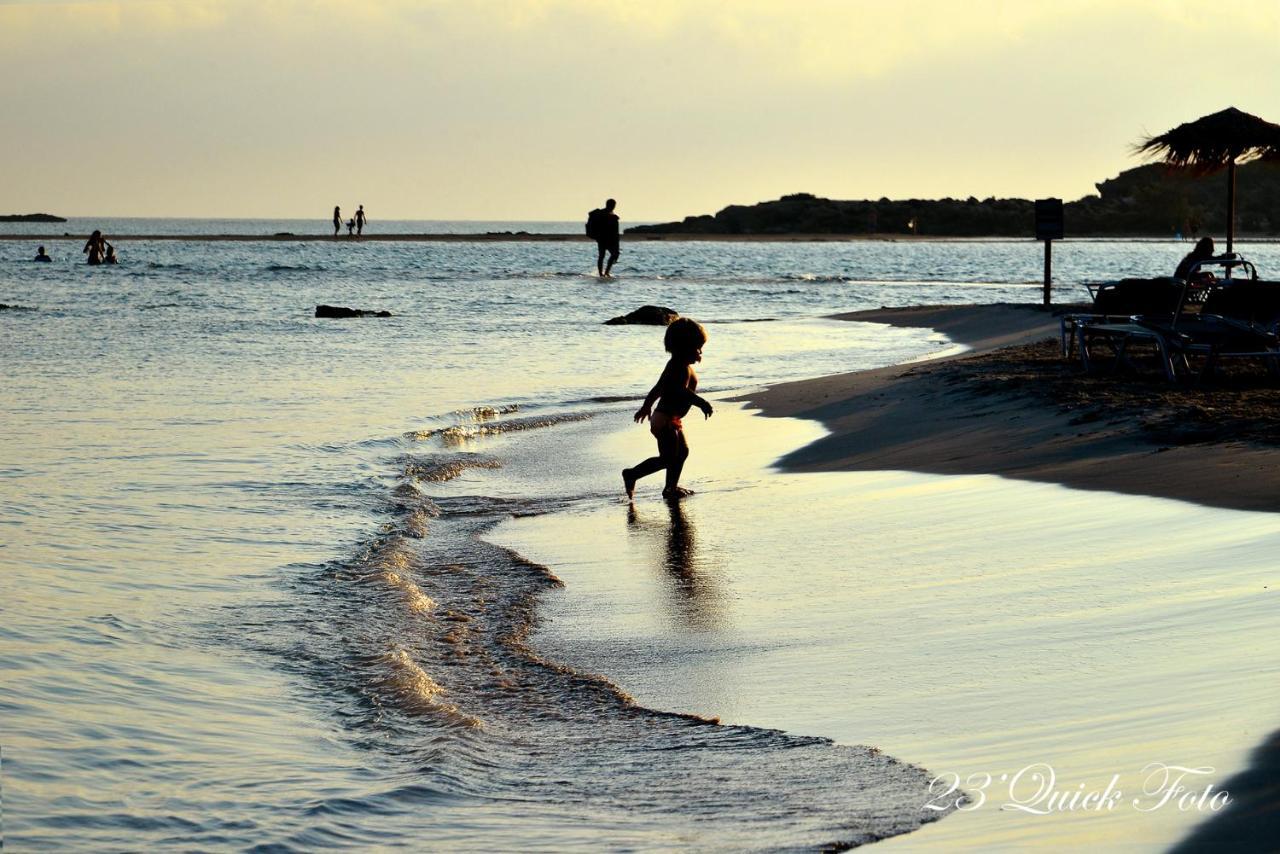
top-left (743, 303), bottom-right (1280, 513)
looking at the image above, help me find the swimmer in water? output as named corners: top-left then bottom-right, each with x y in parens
top-left (34, 246), bottom-right (52, 262)
top-left (624, 318), bottom-right (713, 500)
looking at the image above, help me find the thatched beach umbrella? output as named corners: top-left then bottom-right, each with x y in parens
top-left (1136, 107), bottom-right (1280, 252)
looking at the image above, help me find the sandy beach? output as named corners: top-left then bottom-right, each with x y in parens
top-left (749, 304), bottom-right (1280, 513)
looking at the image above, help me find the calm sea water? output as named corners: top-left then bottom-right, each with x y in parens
top-left (0, 218), bottom-right (589, 237)
top-left (4, 228), bottom-right (1278, 849)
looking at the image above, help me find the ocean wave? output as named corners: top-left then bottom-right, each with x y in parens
top-left (782, 273), bottom-right (852, 283)
top-left (265, 263), bottom-right (323, 272)
top-left (0, 303), bottom-right (37, 312)
top-left (233, 423), bottom-right (954, 851)
top-left (449, 404), bottom-right (520, 421)
top-left (405, 412), bottom-right (592, 444)
top-left (399, 453), bottom-right (501, 483)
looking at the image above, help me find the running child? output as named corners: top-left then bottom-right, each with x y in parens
top-left (624, 318), bottom-right (713, 500)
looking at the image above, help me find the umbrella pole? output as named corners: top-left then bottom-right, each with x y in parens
top-left (1227, 158), bottom-right (1236, 254)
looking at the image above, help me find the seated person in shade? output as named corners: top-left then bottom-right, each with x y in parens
top-left (104, 244), bottom-right (118, 264)
top-left (34, 246), bottom-right (52, 262)
top-left (1175, 237), bottom-right (1216, 282)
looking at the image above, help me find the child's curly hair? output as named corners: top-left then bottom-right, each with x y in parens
top-left (663, 317), bottom-right (707, 355)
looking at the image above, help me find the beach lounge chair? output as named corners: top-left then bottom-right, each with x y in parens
top-left (1062, 277), bottom-right (1191, 358)
top-left (1077, 320), bottom-right (1190, 382)
top-left (1066, 253), bottom-right (1273, 373)
top-left (1200, 281), bottom-right (1280, 329)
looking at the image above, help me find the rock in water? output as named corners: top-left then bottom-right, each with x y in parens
top-left (315, 304), bottom-right (392, 318)
top-left (604, 305), bottom-right (679, 326)
top-left (0, 213), bottom-right (67, 223)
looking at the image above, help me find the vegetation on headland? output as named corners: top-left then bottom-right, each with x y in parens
top-left (1, 213), bottom-right (67, 223)
top-left (627, 163), bottom-right (1280, 238)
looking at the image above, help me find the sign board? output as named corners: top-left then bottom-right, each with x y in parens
top-left (1035, 198), bottom-right (1064, 241)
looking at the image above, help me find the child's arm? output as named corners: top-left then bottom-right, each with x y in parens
top-left (668, 363), bottom-right (713, 418)
top-left (634, 378), bottom-right (662, 423)
top-left (634, 360), bottom-right (680, 422)
top-left (688, 389), bottom-right (713, 419)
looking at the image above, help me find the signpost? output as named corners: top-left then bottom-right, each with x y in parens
top-left (1035, 198), bottom-right (1064, 306)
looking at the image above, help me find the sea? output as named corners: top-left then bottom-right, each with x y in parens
top-left (4, 221), bottom-right (1279, 850)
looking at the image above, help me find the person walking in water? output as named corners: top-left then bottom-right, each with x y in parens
top-left (586, 198), bottom-right (620, 277)
top-left (333, 206), bottom-right (342, 237)
top-left (83, 230), bottom-right (106, 265)
top-left (623, 318), bottom-right (713, 501)
top-left (355, 205), bottom-right (366, 236)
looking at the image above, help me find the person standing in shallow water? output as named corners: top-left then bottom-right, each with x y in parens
top-left (355, 205), bottom-right (366, 236)
top-left (587, 198), bottom-right (621, 277)
top-left (333, 206), bottom-right (342, 237)
top-left (624, 318), bottom-right (713, 501)
top-left (83, 230), bottom-right (106, 265)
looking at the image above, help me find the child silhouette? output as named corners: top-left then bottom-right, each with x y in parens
top-left (624, 318), bottom-right (713, 500)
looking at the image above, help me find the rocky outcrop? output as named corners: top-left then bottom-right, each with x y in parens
top-left (315, 304), bottom-right (392, 318)
top-left (604, 305), bottom-right (679, 326)
top-left (0, 213), bottom-right (67, 223)
top-left (625, 162), bottom-right (1280, 237)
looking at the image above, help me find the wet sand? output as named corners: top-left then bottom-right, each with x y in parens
top-left (748, 304), bottom-right (1280, 513)
top-left (493, 303), bottom-right (1280, 850)
top-left (495, 404), bottom-right (1280, 851)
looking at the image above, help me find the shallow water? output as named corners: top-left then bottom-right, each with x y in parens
top-left (4, 231), bottom-right (1279, 849)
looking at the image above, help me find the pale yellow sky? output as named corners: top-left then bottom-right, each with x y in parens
top-left (3, 0), bottom-right (1278, 220)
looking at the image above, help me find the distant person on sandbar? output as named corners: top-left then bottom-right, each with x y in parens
top-left (34, 246), bottom-right (52, 262)
top-left (355, 205), bottom-right (366, 236)
top-left (104, 243), bottom-right (118, 264)
top-left (586, 198), bottom-right (620, 277)
top-left (624, 318), bottom-right (713, 501)
top-left (346, 218), bottom-right (356, 236)
top-left (1175, 237), bottom-right (1216, 283)
top-left (333, 206), bottom-right (342, 237)
top-left (83, 230), bottom-right (106, 265)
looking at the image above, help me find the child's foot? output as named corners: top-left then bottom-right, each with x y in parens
top-left (622, 468), bottom-right (637, 499)
top-left (662, 486), bottom-right (694, 500)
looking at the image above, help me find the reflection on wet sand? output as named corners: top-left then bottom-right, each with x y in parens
top-left (627, 500), bottom-right (725, 631)
top-left (497, 403), bottom-right (1280, 852)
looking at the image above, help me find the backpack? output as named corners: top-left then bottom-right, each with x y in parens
top-left (585, 208), bottom-right (603, 240)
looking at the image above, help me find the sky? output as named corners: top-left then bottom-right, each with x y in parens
top-left (2, 0), bottom-right (1279, 221)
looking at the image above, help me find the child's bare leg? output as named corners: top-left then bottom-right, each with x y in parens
top-left (624, 455), bottom-right (665, 498)
top-left (661, 429), bottom-right (691, 498)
